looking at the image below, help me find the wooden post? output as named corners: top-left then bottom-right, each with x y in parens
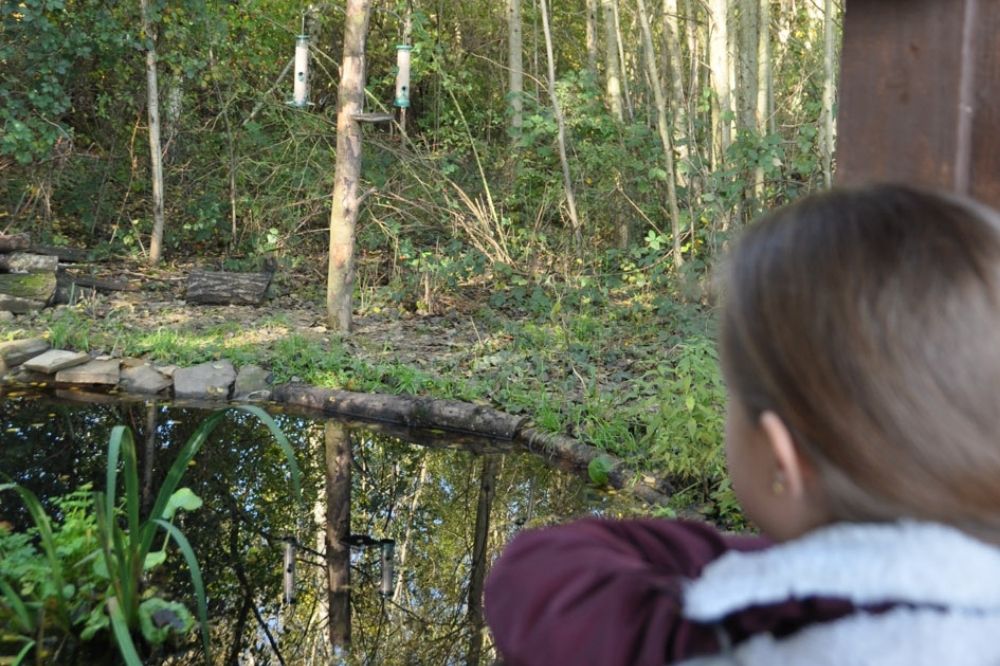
top-left (837, 0), bottom-right (1000, 208)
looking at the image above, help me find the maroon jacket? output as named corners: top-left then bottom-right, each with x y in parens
top-left (484, 519), bottom-right (858, 666)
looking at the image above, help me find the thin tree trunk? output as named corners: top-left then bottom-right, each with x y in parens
top-left (738, 2), bottom-right (759, 134)
top-left (611, 0), bottom-right (634, 121)
top-left (637, 0), bottom-right (683, 269)
top-left (539, 0), bottom-right (583, 246)
top-left (140, 0), bottom-right (165, 265)
top-left (601, 0), bottom-right (625, 121)
top-left (755, 0), bottom-right (772, 200)
top-left (709, 0), bottom-right (732, 165)
top-left (586, 0), bottom-right (599, 75)
top-left (465, 456), bottom-right (499, 666)
top-left (327, 0), bottom-right (374, 332)
top-left (325, 421), bottom-right (352, 649)
top-left (822, 0), bottom-right (836, 186)
top-left (391, 458), bottom-right (430, 605)
top-left (508, 0), bottom-right (524, 136)
top-left (141, 401), bottom-right (157, 514)
top-left (663, 0), bottom-right (690, 177)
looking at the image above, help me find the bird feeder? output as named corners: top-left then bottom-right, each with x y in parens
top-left (379, 539), bottom-right (395, 597)
top-left (292, 34), bottom-right (310, 108)
top-left (283, 539), bottom-right (297, 604)
top-left (395, 44), bottom-right (412, 109)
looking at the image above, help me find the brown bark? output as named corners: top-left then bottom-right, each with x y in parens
top-left (185, 270), bottom-right (272, 306)
top-left (327, 0), bottom-right (374, 331)
top-left (325, 421), bottom-right (352, 649)
top-left (466, 456), bottom-right (499, 666)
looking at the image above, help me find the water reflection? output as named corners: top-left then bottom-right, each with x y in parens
top-left (0, 392), bottom-right (634, 664)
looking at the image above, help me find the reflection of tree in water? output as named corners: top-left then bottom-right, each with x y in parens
top-left (0, 394), bottom-right (634, 664)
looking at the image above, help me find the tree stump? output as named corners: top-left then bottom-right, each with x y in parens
top-left (185, 271), bottom-right (273, 306)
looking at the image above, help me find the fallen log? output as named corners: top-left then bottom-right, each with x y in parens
top-left (274, 383), bottom-right (526, 439)
top-left (0, 233), bottom-right (30, 252)
top-left (54, 272), bottom-right (139, 304)
top-left (0, 273), bottom-right (56, 305)
top-left (185, 270), bottom-right (272, 306)
top-left (273, 382), bottom-right (676, 506)
top-left (30, 245), bottom-right (91, 263)
top-left (0, 252), bottom-right (59, 273)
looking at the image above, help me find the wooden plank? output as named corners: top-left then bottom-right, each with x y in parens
top-left (970, 2), bottom-right (1000, 206)
top-left (837, 0), bottom-right (1000, 209)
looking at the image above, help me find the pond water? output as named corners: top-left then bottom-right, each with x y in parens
top-left (0, 390), bottom-right (635, 665)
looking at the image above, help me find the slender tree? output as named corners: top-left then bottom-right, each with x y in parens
top-left (539, 0), bottom-right (582, 245)
top-left (636, 0), bottom-right (683, 268)
top-left (755, 0), bottom-right (772, 199)
top-left (822, 0), bottom-right (836, 186)
top-left (601, 0), bottom-right (625, 121)
top-left (327, 0), bottom-right (374, 331)
top-left (586, 0), bottom-right (600, 75)
top-left (709, 0), bottom-right (732, 165)
top-left (139, 0), bottom-right (165, 265)
top-left (465, 456), bottom-right (499, 666)
top-left (507, 0), bottom-right (524, 135)
top-left (325, 421), bottom-right (352, 648)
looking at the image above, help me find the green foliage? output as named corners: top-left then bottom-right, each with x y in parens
top-left (0, 406), bottom-right (301, 664)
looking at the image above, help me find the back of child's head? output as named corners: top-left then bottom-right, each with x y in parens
top-left (721, 184), bottom-right (1000, 541)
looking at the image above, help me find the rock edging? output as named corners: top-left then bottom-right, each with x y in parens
top-left (0, 337), bottom-right (672, 506)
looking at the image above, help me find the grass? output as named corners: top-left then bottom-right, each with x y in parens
top-left (0, 278), bottom-right (731, 519)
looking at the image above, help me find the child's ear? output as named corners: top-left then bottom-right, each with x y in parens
top-left (758, 411), bottom-right (809, 498)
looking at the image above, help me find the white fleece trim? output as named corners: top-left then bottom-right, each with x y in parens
top-left (675, 605), bottom-right (1000, 666)
top-left (683, 521), bottom-right (1000, 622)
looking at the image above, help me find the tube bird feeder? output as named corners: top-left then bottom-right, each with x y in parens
top-left (283, 539), bottom-right (297, 604)
top-left (395, 45), bottom-right (412, 109)
top-left (379, 539), bottom-right (395, 597)
top-left (293, 34), bottom-right (310, 108)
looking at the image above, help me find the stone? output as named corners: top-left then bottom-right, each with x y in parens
top-left (234, 364), bottom-right (272, 401)
top-left (55, 359), bottom-right (120, 385)
top-left (155, 364), bottom-right (178, 378)
top-left (120, 364), bottom-right (173, 395)
top-left (173, 360), bottom-right (236, 400)
top-left (22, 349), bottom-right (90, 374)
top-left (0, 338), bottom-right (50, 366)
top-left (0, 311), bottom-right (13, 322)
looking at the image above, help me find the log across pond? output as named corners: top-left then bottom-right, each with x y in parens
top-left (273, 383), bottom-right (674, 506)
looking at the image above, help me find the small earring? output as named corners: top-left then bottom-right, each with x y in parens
top-left (772, 473), bottom-right (786, 496)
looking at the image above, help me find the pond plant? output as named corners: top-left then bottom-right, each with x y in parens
top-left (0, 406), bottom-right (301, 665)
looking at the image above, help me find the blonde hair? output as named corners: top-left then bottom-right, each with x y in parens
top-left (721, 184), bottom-right (1000, 541)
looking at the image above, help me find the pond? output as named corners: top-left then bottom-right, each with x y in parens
top-left (0, 390), bottom-right (637, 665)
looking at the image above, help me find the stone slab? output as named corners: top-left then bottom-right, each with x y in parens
top-left (120, 364), bottom-right (173, 395)
top-left (0, 338), bottom-right (50, 366)
top-left (22, 349), bottom-right (90, 374)
top-left (234, 364), bottom-right (272, 401)
top-left (55, 359), bottom-right (120, 385)
top-left (173, 360), bottom-right (236, 400)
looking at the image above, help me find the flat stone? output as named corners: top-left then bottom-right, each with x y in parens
top-left (119, 364), bottom-right (172, 395)
top-left (234, 364), bottom-right (272, 401)
top-left (22, 349), bottom-right (90, 374)
top-left (173, 360), bottom-right (236, 400)
top-left (0, 311), bottom-right (14, 322)
top-left (0, 338), bottom-right (50, 366)
top-left (55, 359), bottom-right (120, 385)
top-left (155, 364), bottom-right (178, 378)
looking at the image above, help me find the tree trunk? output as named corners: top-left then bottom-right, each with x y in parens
top-left (822, 0), bottom-right (836, 187)
top-left (601, 0), bottom-right (625, 121)
top-left (755, 0), bottom-right (772, 199)
top-left (327, 0), bottom-right (374, 332)
top-left (636, 0), bottom-right (683, 269)
top-left (508, 0), bottom-right (525, 136)
top-left (738, 1), bottom-right (759, 134)
top-left (392, 457), bottom-right (430, 604)
top-left (611, 0), bottom-right (633, 122)
top-left (465, 456), bottom-right (499, 666)
top-left (539, 0), bottom-right (583, 246)
top-left (586, 0), bottom-right (599, 75)
top-left (140, 0), bottom-right (166, 266)
top-left (663, 0), bottom-right (690, 176)
top-left (709, 0), bottom-right (732, 164)
top-left (325, 421), bottom-right (352, 649)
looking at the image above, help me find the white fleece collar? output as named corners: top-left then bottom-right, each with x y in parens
top-left (683, 521), bottom-right (1000, 623)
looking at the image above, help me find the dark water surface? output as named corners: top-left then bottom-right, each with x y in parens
top-left (0, 390), bottom-right (632, 665)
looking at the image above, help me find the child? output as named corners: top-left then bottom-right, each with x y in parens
top-left (484, 184), bottom-right (1000, 666)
